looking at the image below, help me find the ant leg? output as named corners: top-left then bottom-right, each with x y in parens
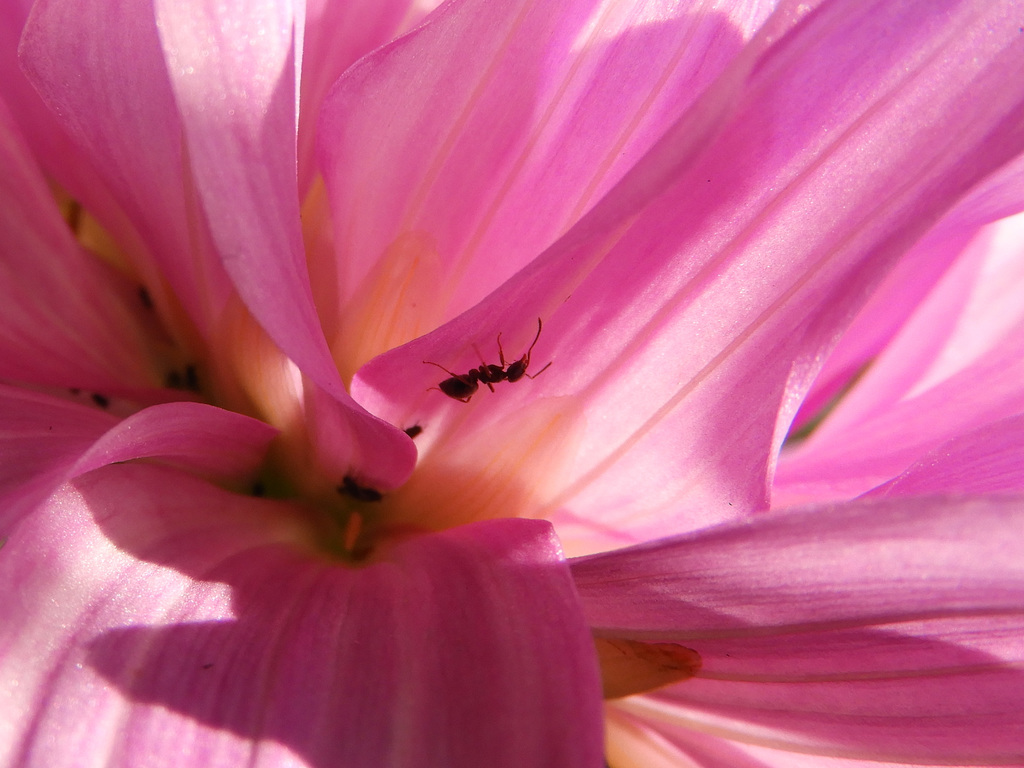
top-left (495, 332), bottom-right (507, 368)
top-left (525, 361), bottom-right (552, 379)
top-left (423, 360), bottom-right (460, 377)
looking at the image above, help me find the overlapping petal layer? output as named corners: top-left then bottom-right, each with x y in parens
top-left (354, 0), bottom-right (1024, 552)
top-left (0, 386), bottom-right (275, 534)
top-left (319, 0), bottom-right (779, 363)
top-left (1, 464), bottom-right (603, 768)
top-left (20, 0), bottom-right (231, 342)
top-left (4, 0), bottom-right (1024, 765)
top-left (298, 0), bottom-right (440, 193)
top-left (21, 0), bottom-right (418, 489)
top-left (0, 103), bottom-right (156, 392)
top-left (792, 151), bottom-right (1024, 431)
top-left (778, 212), bottom-right (1024, 502)
top-left (573, 496), bottom-right (1024, 763)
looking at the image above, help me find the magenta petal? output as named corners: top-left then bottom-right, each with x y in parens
top-left (794, 149), bottom-right (1024, 434)
top-left (303, 380), bottom-right (417, 491)
top-left (2, 464), bottom-right (603, 768)
top-left (71, 402), bottom-right (277, 481)
top-left (794, 150), bottom-right (1024, 431)
top-left (359, 0), bottom-right (1024, 550)
top-left (0, 0), bottom-right (113, 224)
top-left (866, 413), bottom-right (1024, 498)
top-left (573, 495), bottom-right (1024, 763)
top-left (0, 384), bottom-right (118, 530)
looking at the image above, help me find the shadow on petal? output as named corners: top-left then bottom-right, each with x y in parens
top-left (69, 464), bottom-right (602, 768)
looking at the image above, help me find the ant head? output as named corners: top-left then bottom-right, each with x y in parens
top-left (505, 318), bottom-right (544, 381)
top-left (504, 358), bottom-right (526, 382)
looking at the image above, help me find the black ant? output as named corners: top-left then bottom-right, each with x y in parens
top-left (423, 318), bottom-right (552, 403)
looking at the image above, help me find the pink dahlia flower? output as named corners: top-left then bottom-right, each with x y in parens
top-left (2, 0), bottom-right (1024, 766)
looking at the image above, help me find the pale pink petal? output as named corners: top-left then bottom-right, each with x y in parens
top-left (573, 495), bottom-right (1024, 763)
top-left (154, 0), bottom-right (415, 488)
top-left (790, 223), bottom-right (981, 434)
top-left (1, 463), bottom-right (603, 768)
top-left (605, 707), bottom-right (700, 768)
top-left (357, 0), bottom-right (1024, 552)
top-left (302, 381), bottom-right (417, 491)
top-left (0, 102), bottom-right (160, 392)
top-left (777, 212), bottom-right (1024, 503)
top-left (153, 0), bottom-right (322, 388)
top-left (19, 0), bottom-right (233, 340)
top-left (318, 0), bottom-right (778, 356)
top-left (298, 0), bottom-right (436, 193)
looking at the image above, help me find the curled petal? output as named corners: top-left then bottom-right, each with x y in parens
top-left (0, 387), bottom-right (274, 534)
top-left (154, 0), bottom-right (415, 487)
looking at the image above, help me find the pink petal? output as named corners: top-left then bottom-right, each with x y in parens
top-left (1, 463), bottom-right (603, 768)
top-left (0, 0), bottom-right (127, 257)
top-left (318, 0), bottom-right (778, 349)
top-left (19, 0), bottom-right (233, 340)
top-left (0, 387), bottom-right (274, 535)
top-left (71, 402), bottom-right (277, 481)
top-left (153, 0), bottom-right (322, 387)
top-left (357, 0), bottom-right (1024, 552)
top-left (573, 495), bottom-right (1024, 763)
top-left (615, 716), bottom-right (964, 768)
top-left (866, 413), bottom-right (1024, 498)
top-left (153, 0), bottom-right (415, 487)
top-left (0, 103), bottom-right (158, 391)
top-left (0, 384), bottom-right (118, 530)
top-left (297, 0), bottom-right (437, 193)
top-left (302, 380), bottom-right (418, 491)
top-left (777, 212), bottom-right (1024, 503)
top-left (793, 150), bottom-right (1024, 432)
